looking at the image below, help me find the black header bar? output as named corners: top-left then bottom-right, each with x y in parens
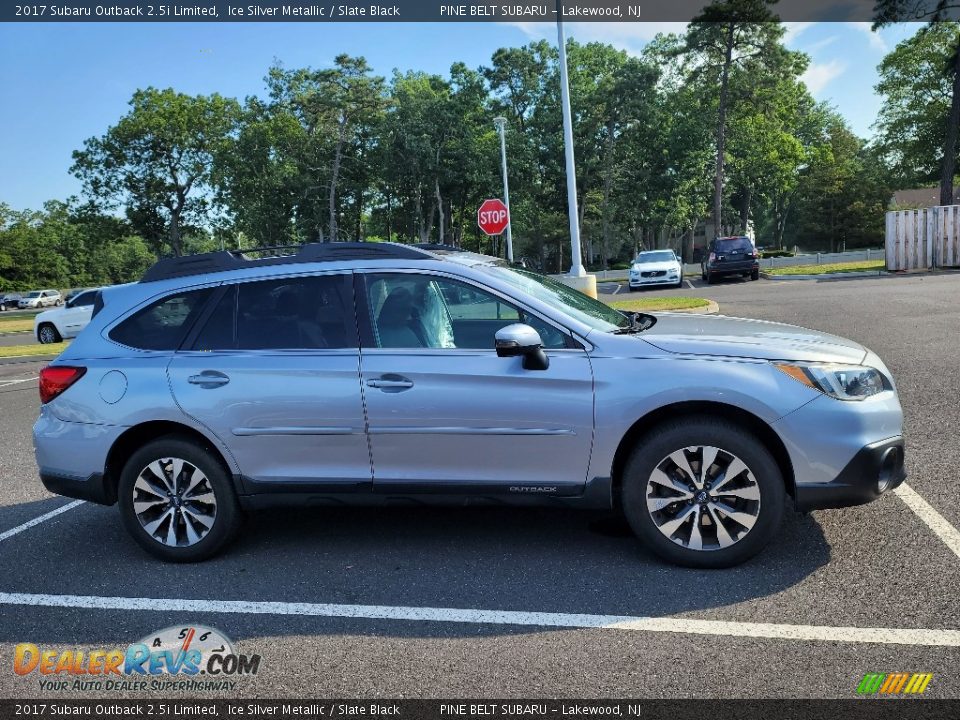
top-left (3, 0), bottom-right (958, 23)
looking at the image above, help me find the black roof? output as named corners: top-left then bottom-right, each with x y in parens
top-left (141, 242), bottom-right (434, 283)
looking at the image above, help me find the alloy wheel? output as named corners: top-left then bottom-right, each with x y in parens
top-left (38, 326), bottom-right (57, 344)
top-left (132, 457), bottom-right (217, 547)
top-left (645, 445), bottom-right (761, 551)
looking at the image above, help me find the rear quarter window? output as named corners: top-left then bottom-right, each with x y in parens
top-left (109, 288), bottom-right (214, 351)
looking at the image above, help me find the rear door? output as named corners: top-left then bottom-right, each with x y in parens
top-left (167, 272), bottom-right (371, 491)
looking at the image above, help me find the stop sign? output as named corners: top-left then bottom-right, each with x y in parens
top-left (477, 198), bottom-right (510, 236)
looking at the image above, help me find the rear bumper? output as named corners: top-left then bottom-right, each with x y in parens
top-left (793, 436), bottom-right (906, 511)
top-left (39, 470), bottom-right (114, 505)
top-left (705, 261), bottom-right (758, 276)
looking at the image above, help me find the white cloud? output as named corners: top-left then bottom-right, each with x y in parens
top-left (782, 22), bottom-right (814, 46)
top-left (848, 21), bottom-right (888, 52)
top-left (801, 59), bottom-right (846, 95)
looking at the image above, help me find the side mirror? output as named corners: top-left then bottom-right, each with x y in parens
top-left (495, 323), bottom-right (549, 371)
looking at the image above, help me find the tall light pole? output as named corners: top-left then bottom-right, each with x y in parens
top-left (557, 13), bottom-right (585, 278)
top-left (493, 116), bottom-right (514, 263)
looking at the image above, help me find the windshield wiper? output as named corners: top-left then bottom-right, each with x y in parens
top-left (612, 312), bottom-right (655, 334)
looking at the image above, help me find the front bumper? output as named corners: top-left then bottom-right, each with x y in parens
top-left (629, 274), bottom-right (681, 287)
top-left (793, 436), bottom-right (906, 511)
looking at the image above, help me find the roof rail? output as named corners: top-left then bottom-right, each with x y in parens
top-left (140, 242), bottom-right (434, 283)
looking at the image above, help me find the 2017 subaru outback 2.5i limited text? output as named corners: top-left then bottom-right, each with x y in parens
top-left (33, 243), bottom-right (905, 567)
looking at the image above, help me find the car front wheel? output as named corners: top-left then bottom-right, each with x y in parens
top-left (118, 436), bottom-right (242, 562)
top-left (621, 418), bottom-right (784, 568)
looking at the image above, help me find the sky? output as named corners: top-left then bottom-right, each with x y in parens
top-left (0, 20), bottom-right (919, 212)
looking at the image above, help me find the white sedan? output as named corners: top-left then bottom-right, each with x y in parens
top-left (33, 289), bottom-right (99, 344)
top-left (628, 250), bottom-right (684, 290)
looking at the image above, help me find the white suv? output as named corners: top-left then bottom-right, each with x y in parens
top-left (33, 289), bottom-right (98, 343)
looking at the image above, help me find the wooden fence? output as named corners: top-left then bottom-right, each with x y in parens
top-left (886, 205), bottom-right (960, 271)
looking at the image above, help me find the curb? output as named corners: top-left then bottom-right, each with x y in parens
top-left (761, 270), bottom-right (886, 280)
top-left (664, 300), bottom-right (719, 315)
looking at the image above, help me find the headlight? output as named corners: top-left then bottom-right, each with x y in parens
top-left (774, 362), bottom-right (888, 401)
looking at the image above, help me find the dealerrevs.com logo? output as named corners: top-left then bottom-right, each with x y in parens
top-left (13, 625), bottom-right (260, 692)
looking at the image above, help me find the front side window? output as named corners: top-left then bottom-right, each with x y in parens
top-left (364, 274), bottom-right (569, 350)
top-left (191, 274), bottom-right (354, 351)
top-left (110, 288), bottom-right (214, 351)
top-left (483, 267), bottom-right (630, 334)
top-left (71, 291), bottom-right (96, 307)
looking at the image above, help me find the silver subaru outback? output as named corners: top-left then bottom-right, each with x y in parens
top-left (33, 243), bottom-right (905, 567)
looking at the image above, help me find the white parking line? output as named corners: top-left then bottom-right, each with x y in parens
top-left (894, 482), bottom-right (960, 560)
top-left (0, 376), bottom-right (38, 389)
top-left (0, 500), bottom-right (85, 543)
top-left (0, 591), bottom-right (957, 647)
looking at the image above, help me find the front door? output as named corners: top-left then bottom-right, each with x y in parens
top-left (357, 272), bottom-right (594, 496)
top-left (167, 272), bottom-right (371, 491)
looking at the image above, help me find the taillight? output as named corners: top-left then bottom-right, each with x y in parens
top-left (709, 252), bottom-right (716, 262)
top-left (39, 366), bottom-right (86, 404)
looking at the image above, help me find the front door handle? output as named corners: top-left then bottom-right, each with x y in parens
top-left (188, 371), bottom-right (230, 388)
top-left (366, 375), bottom-right (414, 392)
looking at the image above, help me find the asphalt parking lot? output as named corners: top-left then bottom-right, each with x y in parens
top-left (1, 272), bottom-right (959, 700)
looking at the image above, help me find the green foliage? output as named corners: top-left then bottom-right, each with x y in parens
top-left (10, 22), bottom-right (948, 285)
top-left (875, 23), bottom-right (960, 188)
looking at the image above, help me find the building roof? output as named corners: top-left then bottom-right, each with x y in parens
top-left (890, 187), bottom-right (960, 209)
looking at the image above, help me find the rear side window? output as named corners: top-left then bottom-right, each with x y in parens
top-left (110, 288), bottom-right (214, 351)
top-left (191, 274), bottom-right (354, 351)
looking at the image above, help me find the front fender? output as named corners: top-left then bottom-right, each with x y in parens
top-left (588, 355), bottom-right (820, 481)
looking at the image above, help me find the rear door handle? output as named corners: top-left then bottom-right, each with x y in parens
top-left (366, 375), bottom-right (414, 392)
top-left (188, 371), bottom-right (230, 388)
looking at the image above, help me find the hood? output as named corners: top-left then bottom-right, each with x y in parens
top-left (640, 313), bottom-right (867, 364)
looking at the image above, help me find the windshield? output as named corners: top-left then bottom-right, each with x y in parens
top-left (25, 291), bottom-right (41, 298)
top-left (636, 251), bottom-right (676, 264)
top-left (484, 267), bottom-right (629, 332)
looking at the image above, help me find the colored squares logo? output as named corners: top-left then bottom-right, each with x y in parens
top-left (857, 673), bottom-right (933, 695)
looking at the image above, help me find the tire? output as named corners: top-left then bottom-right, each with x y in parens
top-left (705, 272), bottom-right (715, 285)
top-left (621, 417), bottom-right (784, 568)
top-left (37, 324), bottom-right (61, 344)
top-left (118, 436), bottom-right (242, 562)
top-left (628, 285), bottom-right (638, 292)
top-left (700, 269), bottom-right (707, 281)
top-left (675, 277), bottom-right (684, 288)
top-left (750, 270), bottom-right (760, 281)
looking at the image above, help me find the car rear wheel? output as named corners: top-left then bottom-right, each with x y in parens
top-left (621, 418), bottom-right (784, 568)
top-left (37, 323), bottom-right (61, 344)
top-left (751, 270), bottom-right (760, 281)
top-left (118, 436), bottom-right (242, 562)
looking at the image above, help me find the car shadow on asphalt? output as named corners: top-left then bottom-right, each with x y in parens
top-left (0, 500), bottom-right (831, 643)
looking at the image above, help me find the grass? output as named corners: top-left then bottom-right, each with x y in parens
top-left (765, 260), bottom-right (886, 276)
top-left (0, 341), bottom-right (68, 358)
top-left (0, 317), bottom-right (35, 334)
top-left (609, 296), bottom-right (710, 312)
